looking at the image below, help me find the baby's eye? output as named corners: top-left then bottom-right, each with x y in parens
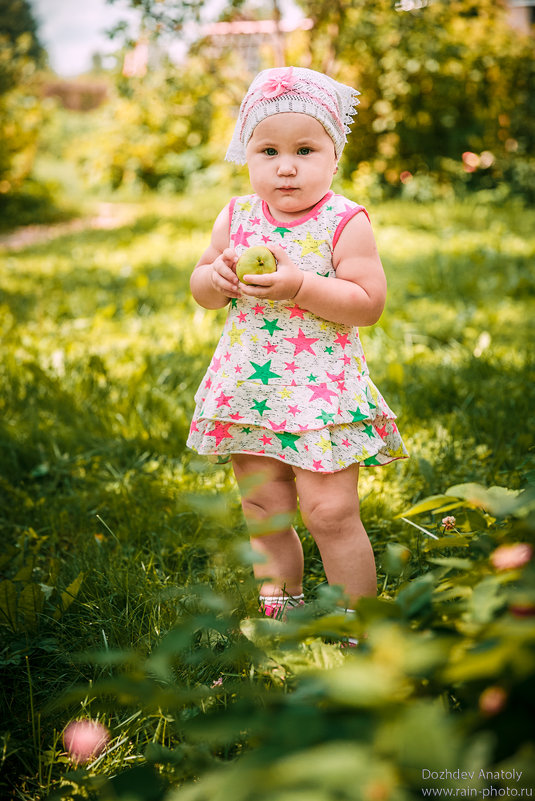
top-left (298, 147), bottom-right (312, 155)
top-left (264, 147), bottom-right (278, 156)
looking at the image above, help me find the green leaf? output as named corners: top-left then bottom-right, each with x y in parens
top-left (106, 764), bottom-right (167, 801)
top-left (427, 557), bottom-right (473, 571)
top-left (445, 483), bottom-right (522, 516)
top-left (466, 576), bottom-right (508, 625)
top-left (13, 562), bottom-right (34, 582)
top-left (382, 542), bottom-right (412, 576)
top-left (396, 494), bottom-right (455, 518)
top-left (18, 582), bottom-right (44, 628)
top-left (54, 572), bottom-right (84, 619)
top-left (425, 535), bottom-right (470, 551)
top-left (377, 699), bottom-right (461, 777)
top-left (0, 581), bottom-right (18, 631)
top-left (443, 639), bottom-right (517, 683)
top-left (396, 574), bottom-right (435, 619)
top-left (315, 661), bottom-right (412, 707)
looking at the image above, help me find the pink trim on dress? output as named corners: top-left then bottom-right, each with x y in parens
top-left (262, 191), bottom-right (334, 228)
top-left (332, 205), bottom-right (370, 249)
top-left (228, 197), bottom-right (237, 238)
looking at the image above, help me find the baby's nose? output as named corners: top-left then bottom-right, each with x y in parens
top-left (277, 157), bottom-right (297, 175)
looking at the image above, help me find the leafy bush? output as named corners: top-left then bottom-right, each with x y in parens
top-left (0, 0), bottom-right (46, 193)
top-left (67, 57), bottom-right (228, 193)
top-left (295, 0), bottom-right (535, 198)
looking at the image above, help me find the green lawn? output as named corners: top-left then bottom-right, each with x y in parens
top-left (1, 188), bottom-right (534, 801)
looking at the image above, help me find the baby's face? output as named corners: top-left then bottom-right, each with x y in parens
top-left (245, 113), bottom-right (338, 222)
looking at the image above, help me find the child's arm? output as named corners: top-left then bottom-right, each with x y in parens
top-left (190, 204), bottom-right (241, 309)
top-left (239, 213), bottom-right (386, 328)
top-left (296, 212), bottom-right (386, 326)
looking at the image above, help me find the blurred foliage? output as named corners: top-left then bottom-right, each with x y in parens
top-left (306, 0), bottom-right (535, 199)
top-left (3, 0), bottom-right (535, 221)
top-left (0, 0), bottom-right (46, 73)
top-left (97, 0), bottom-right (534, 201)
top-left (0, 0), bottom-right (46, 187)
top-left (67, 58), bottom-right (223, 192)
top-left (0, 190), bottom-right (534, 799)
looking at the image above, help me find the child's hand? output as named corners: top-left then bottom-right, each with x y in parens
top-left (210, 248), bottom-right (241, 299)
top-left (239, 246), bottom-right (303, 301)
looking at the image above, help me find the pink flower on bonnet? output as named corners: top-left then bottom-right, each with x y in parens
top-left (260, 66), bottom-right (297, 99)
top-left (225, 66), bottom-right (360, 165)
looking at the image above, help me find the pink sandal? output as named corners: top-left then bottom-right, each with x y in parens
top-left (259, 594), bottom-right (305, 622)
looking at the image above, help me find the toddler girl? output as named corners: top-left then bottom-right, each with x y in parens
top-left (187, 67), bottom-right (408, 628)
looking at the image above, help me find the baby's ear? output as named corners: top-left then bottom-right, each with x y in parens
top-left (333, 160), bottom-right (339, 175)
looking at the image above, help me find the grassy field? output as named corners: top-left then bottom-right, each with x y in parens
top-left (1, 187), bottom-right (534, 800)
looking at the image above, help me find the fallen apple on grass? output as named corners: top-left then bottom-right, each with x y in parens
top-left (236, 246), bottom-right (277, 285)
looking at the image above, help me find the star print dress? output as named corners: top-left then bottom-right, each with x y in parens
top-left (187, 191), bottom-right (408, 473)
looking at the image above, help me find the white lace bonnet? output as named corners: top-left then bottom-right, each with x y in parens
top-left (225, 66), bottom-right (360, 165)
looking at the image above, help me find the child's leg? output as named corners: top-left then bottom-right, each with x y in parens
top-left (293, 463), bottom-right (376, 606)
top-left (232, 453), bottom-right (303, 597)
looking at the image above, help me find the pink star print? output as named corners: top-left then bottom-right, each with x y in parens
top-left (263, 342), bottom-right (278, 354)
top-left (284, 361), bottom-right (299, 373)
top-left (285, 304), bottom-right (305, 319)
top-left (308, 383), bottom-right (339, 404)
top-left (211, 356), bottom-right (222, 371)
top-left (235, 365), bottom-right (242, 373)
top-left (190, 420), bottom-right (199, 432)
top-left (231, 225), bottom-right (253, 247)
top-left (334, 332), bottom-right (351, 349)
top-left (251, 216), bottom-right (261, 225)
top-left (375, 423), bottom-right (388, 438)
top-left (284, 328), bottom-right (319, 357)
top-left (261, 434), bottom-right (273, 445)
top-left (313, 459), bottom-right (324, 470)
top-left (339, 354), bottom-right (351, 366)
top-left (326, 370), bottom-right (345, 383)
top-left (216, 392), bottom-right (233, 408)
top-left (261, 235), bottom-right (271, 244)
top-left (341, 438), bottom-right (350, 447)
top-left (288, 404), bottom-right (300, 416)
top-left (238, 312), bottom-right (248, 323)
top-left (336, 203), bottom-right (358, 227)
top-left (230, 412), bottom-right (244, 421)
top-left (206, 421), bottom-right (233, 446)
top-left (252, 304), bottom-right (266, 315)
top-left (204, 377), bottom-right (212, 389)
top-left (224, 351), bottom-right (231, 361)
top-left (269, 420), bottom-right (287, 431)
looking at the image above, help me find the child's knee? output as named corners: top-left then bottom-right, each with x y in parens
top-left (242, 477), bottom-right (297, 520)
top-left (300, 495), bottom-right (359, 536)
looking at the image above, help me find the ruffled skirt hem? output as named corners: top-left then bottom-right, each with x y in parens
top-left (187, 416), bottom-right (408, 474)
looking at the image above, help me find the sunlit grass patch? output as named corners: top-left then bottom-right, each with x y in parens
top-left (1, 190), bottom-right (534, 800)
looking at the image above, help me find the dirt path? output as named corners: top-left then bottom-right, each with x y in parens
top-left (0, 202), bottom-right (137, 251)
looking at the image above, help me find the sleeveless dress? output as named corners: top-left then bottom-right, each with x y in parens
top-left (187, 191), bottom-right (408, 473)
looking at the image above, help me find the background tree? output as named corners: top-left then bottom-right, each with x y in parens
top-left (296, 0), bottom-right (535, 195)
top-left (113, 0), bottom-right (534, 198)
top-left (0, 0), bottom-right (47, 195)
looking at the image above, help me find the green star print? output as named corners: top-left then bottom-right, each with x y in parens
top-left (247, 360), bottom-right (281, 385)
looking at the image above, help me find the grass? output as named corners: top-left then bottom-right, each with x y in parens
top-left (0, 186), bottom-right (534, 800)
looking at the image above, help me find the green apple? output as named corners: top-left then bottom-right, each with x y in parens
top-left (236, 246), bottom-right (277, 285)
